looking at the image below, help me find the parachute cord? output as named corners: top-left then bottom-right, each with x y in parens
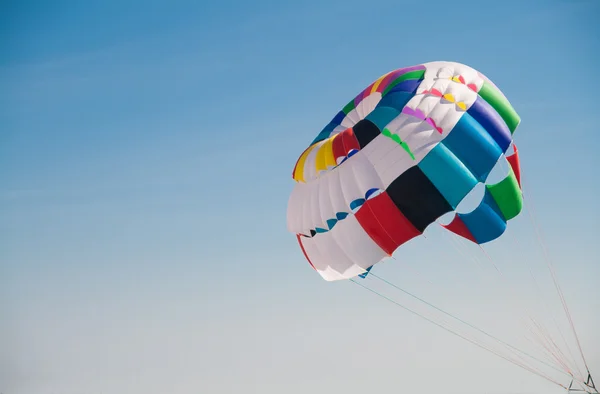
top-left (509, 230), bottom-right (585, 382)
top-left (524, 334), bottom-right (565, 371)
top-left (388, 255), bottom-right (436, 287)
top-left (441, 227), bottom-right (487, 273)
top-left (533, 318), bottom-right (585, 383)
top-left (528, 319), bottom-right (575, 378)
top-left (368, 272), bottom-right (575, 381)
top-left (477, 244), bottom-right (577, 376)
top-left (478, 245), bottom-right (503, 275)
top-left (349, 278), bottom-right (567, 390)
top-left (521, 176), bottom-right (591, 376)
top-left (441, 228), bottom-right (571, 375)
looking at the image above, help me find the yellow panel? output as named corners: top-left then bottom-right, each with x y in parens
top-left (320, 137), bottom-right (336, 173)
top-left (293, 144), bottom-right (317, 183)
top-left (370, 72), bottom-right (391, 94)
top-left (315, 141), bottom-right (328, 174)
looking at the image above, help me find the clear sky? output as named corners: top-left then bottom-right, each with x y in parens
top-left (1, 0), bottom-right (599, 393)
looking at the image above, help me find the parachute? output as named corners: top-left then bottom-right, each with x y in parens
top-left (287, 61), bottom-right (522, 281)
top-left (286, 61), bottom-right (597, 393)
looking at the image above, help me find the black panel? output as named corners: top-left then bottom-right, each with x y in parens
top-left (386, 167), bottom-right (452, 232)
top-left (352, 119), bottom-right (381, 148)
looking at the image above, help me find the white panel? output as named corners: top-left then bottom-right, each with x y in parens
top-left (299, 235), bottom-right (332, 276)
top-left (316, 265), bottom-right (347, 281)
top-left (309, 179), bottom-right (325, 232)
top-left (337, 154), bottom-right (370, 208)
top-left (422, 61), bottom-right (484, 92)
top-left (317, 171), bottom-right (335, 226)
top-left (302, 214), bottom-right (388, 281)
top-left (355, 92), bottom-right (381, 119)
top-left (328, 167), bottom-right (350, 217)
top-left (364, 115), bottom-right (445, 187)
top-left (417, 78), bottom-right (478, 110)
top-left (302, 140), bottom-right (324, 182)
top-left (340, 108), bottom-right (361, 128)
top-left (286, 183), bottom-right (304, 233)
top-left (330, 124), bottom-right (347, 137)
top-left (312, 230), bottom-right (355, 276)
top-left (288, 150), bottom-right (387, 235)
top-left (330, 214), bottom-right (387, 271)
top-left (347, 150), bottom-right (385, 193)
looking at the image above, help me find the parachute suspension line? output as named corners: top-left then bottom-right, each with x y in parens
top-left (567, 373), bottom-right (598, 394)
top-left (439, 227), bottom-right (574, 376)
top-left (521, 175), bottom-right (593, 379)
top-left (530, 317), bottom-right (584, 383)
top-left (477, 244), bottom-right (577, 378)
top-left (509, 230), bottom-right (585, 382)
top-left (368, 272), bottom-right (574, 380)
top-left (528, 319), bottom-right (578, 380)
top-left (440, 227), bottom-right (487, 273)
top-left (392, 233), bottom-right (547, 370)
top-left (349, 278), bottom-right (567, 390)
top-left (444, 225), bottom-right (571, 376)
top-left (478, 245), bottom-right (503, 275)
top-left (525, 198), bottom-right (587, 371)
top-left (388, 255), bottom-right (435, 287)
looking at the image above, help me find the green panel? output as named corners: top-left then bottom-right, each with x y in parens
top-left (479, 81), bottom-right (521, 134)
top-left (342, 99), bottom-right (356, 115)
top-left (382, 70), bottom-right (426, 96)
top-left (486, 166), bottom-right (523, 221)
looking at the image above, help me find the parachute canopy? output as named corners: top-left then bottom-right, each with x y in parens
top-left (287, 61), bottom-right (522, 281)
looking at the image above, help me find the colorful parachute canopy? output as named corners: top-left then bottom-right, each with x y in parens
top-left (287, 61), bottom-right (523, 281)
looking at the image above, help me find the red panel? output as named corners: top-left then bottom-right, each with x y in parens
top-left (355, 192), bottom-right (421, 255)
top-left (442, 215), bottom-right (476, 243)
top-left (331, 132), bottom-right (347, 164)
top-left (376, 72), bottom-right (397, 93)
top-left (506, 144), bottom-right (522, 188)
top-left (341, 128), bottom-right (360, 154)
top-left (356, 81), bottom-right (376, 104)
top-left (296, 234), bottom-right (316, 270)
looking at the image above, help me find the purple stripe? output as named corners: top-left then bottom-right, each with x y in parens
top-left (354, 84), bottom-right (372, 106)
top-left (378, 65), bottom-right (425, 92)
top-left (402, 106), bottom-right (443, 133)
top-left (352, 65), bottom-right (426, 108)
top-left (402, 106), bottom-right (426, 121)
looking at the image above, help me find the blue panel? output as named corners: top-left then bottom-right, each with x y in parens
top-left (443, 113), bottom-right (503, 182)
top-left (365, 106), bottom-right (400, 131)
top-left (467, 96), bottom-right (513, 153)
top-left (377, 91), bottom-right (415, 111)
top-left (332, 110), bottom-right (346, 125)
top-left (386, 78), bottom-right (421, 94)
top-left (418, 142), bottom-right (478, 208)
top-left (458, 190), bottom-right (506, 244)
top-left (311, 122), bottom-right (337, 144)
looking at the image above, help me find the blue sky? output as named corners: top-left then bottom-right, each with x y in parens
top-left (1, 0), bottom-right (599, 393)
